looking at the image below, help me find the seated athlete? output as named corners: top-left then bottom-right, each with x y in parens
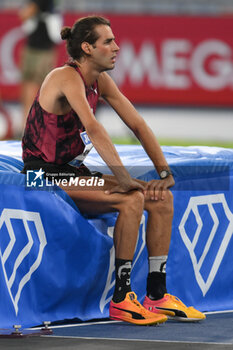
top-left (21, 16), bottom-right (205, 325)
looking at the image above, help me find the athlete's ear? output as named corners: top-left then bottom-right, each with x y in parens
top-left (81, 42), bottom-right (92, 55)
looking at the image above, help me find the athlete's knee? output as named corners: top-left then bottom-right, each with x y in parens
top-left (146, 189), bottom-right (173, 216)
top-left (158, 189), bottom-right (173, 215)
top-left (165, 189), bottom-right (173, 207)
top-left (119, 190), bottom-right (144, 216)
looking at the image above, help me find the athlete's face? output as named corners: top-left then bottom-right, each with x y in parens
top-left (89, 25), bottom-right (120, 71)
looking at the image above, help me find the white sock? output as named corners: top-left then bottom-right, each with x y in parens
top-left (149, 256), bottom-right (167, 273)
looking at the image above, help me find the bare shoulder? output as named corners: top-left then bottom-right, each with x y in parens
top-left (44, 66), bottom-right (82, 85)
top-left (98, 71), bottom-right (114, 87)
top-left (40, 65), bottom-right (84, 98)
top-left (98, 72), bottom-right (119, 98)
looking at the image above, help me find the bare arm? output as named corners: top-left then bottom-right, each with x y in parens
top-left (99, 74), bottom-right (173, 175)
top-left (99, 72), bottom-right (175, 198)
top-left (60, 68), bottom-right (144, 193)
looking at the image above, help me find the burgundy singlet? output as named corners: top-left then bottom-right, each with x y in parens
top-left (22, 63), bottom-right (99, 165)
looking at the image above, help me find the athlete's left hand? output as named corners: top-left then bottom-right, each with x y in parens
top-left (143, 176), bottom-right (175, 201)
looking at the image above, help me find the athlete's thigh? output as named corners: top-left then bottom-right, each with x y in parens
top-left (60, 174), bottom-right (127, 215)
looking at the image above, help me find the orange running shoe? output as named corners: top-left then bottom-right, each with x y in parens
top-left (143, 294), bottom-right (206, 322)
top-left (109, 292), bottom-right (167, 325)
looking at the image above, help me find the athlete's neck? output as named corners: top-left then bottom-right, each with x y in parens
top-left (74, 59), bottom-right (100, 87)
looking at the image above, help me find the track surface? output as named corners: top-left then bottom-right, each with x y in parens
top-left (0, 312), bottom-right (232, 350)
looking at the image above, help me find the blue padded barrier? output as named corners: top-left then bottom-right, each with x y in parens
top-left (0, 141), bottom-right (233, 328)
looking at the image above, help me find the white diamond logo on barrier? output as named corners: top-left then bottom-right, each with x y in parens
top-left (179, 194), bottom-right (233, 296)
top-left (0, 209), bottom-right (47, 315)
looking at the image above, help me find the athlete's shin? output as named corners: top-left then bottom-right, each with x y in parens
top-left (112, 258), bottom-right (132, 303)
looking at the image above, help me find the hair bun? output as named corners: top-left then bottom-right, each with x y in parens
top-left (60, 26), bottom-right (72, 40)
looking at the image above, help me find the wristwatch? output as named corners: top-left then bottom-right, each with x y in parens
top-left (159, 170), bottom-right (173, 179)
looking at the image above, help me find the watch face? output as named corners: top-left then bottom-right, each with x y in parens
top-left (160, 170), bottom-right (169, 179)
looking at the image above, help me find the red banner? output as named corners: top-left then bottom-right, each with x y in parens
top-left (0, 11), bottom-right (233, 106)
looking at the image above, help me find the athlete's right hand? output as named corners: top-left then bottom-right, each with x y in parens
top-left (105, 179), bottom-right (145, 195)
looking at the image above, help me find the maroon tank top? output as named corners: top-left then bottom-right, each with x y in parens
top-left (22, 63), bottom-right (99, 165)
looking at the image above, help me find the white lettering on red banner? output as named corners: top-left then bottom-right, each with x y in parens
top-left (0, 12), bottom-right (233, 105)
top-left (111, 39), bottom-right (233, 91)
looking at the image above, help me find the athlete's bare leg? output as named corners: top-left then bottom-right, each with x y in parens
top-left (144, 190), bottom-right (173, 257)
top-left (61, 174), bottom-right (173, 258)
top-left (103, 175), bottom-right (173, 255)
top-left (61, 175), bottom-right (144, 259)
